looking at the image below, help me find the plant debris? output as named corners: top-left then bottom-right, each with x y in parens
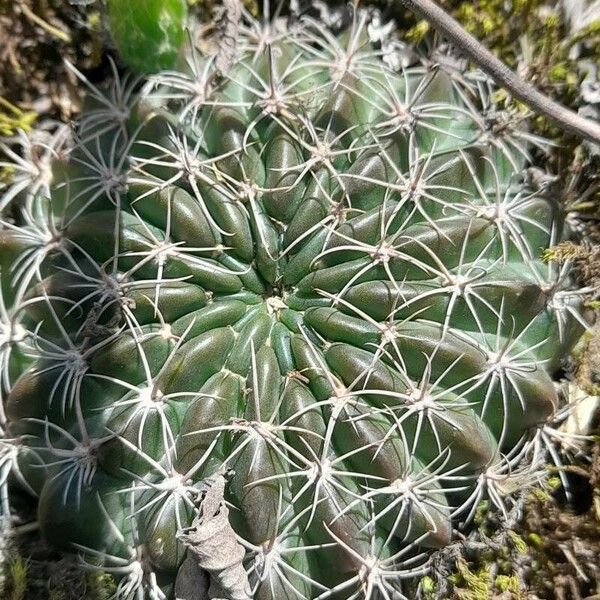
top-left (177, 471), bottom-right (251, 600)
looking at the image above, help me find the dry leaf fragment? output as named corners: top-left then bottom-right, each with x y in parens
top-left (214, 0), bottom-right (242, 79)
top-left (176, 471), bottom-right (251, 600)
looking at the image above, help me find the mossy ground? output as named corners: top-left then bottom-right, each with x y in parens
top-left (2, 553), bottom-right (116, 600)
top-left (0, 0), bottom-right (105, 124)
top-left (421, 465), bottom-right (600, 599)
top-left (0, 1), bottom-right (598, 598)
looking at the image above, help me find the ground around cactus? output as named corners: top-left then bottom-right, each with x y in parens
top-left (0, 1), bottom-right (598, 599)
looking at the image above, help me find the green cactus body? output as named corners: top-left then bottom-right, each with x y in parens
top-left (107, 0), bottom-right (188, 73)
top-left (0, 9), bottom-right (585, 600)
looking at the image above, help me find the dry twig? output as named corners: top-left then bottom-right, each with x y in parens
top-left (397, 0), bottom-right (600, 145)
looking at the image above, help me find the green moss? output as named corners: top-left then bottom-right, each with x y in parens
top-left (0, 544), bottom-right (117, 600)
top-left (527, 532), bottom-right (543, 548)
top-left (421, 575), bottom-right (436, 594)
top-left (547, 476), bottom-right (562, 490)
top-left (495, 574), bottom-right (521, 596)
top-left (507, 530), bottom-right (528, 555)
top-left (530, 486), bottom-right (550, 501)
top-left (473, 499), bottom-right (490, 526)
top-left (568, 18), bottom-right (600, 48)
top-left (0, 166), bottom-right (15, 186)
top-left (6, 557), bottom-right (28, 600)
top-left (405, 19), bottom-right (430, 43)
top-left (0, 97), bottom-right (37, 136)
top-left (450, 559), bottom-right (490, 600)
top-left (85, 571), bottom-right (117, 600)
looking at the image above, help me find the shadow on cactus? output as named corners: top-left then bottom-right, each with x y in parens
top-left (0, 6), bottom-right (590, 600)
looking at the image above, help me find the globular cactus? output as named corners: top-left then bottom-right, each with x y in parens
top-left (0, 7), bottom-right (587, 599)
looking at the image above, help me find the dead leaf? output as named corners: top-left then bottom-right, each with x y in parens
top-left (214, 0), bottom-right (242, 79)
top-left (177, 471), bottom-right (251, 600)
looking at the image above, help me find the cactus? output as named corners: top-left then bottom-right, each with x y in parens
top-left (107, 0), bottom-right (188, 74)
top-left (0, 8), bottom-right (587, 600)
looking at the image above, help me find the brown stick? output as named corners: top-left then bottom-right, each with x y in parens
top-left (397, 0), bottom-right (600, 145)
